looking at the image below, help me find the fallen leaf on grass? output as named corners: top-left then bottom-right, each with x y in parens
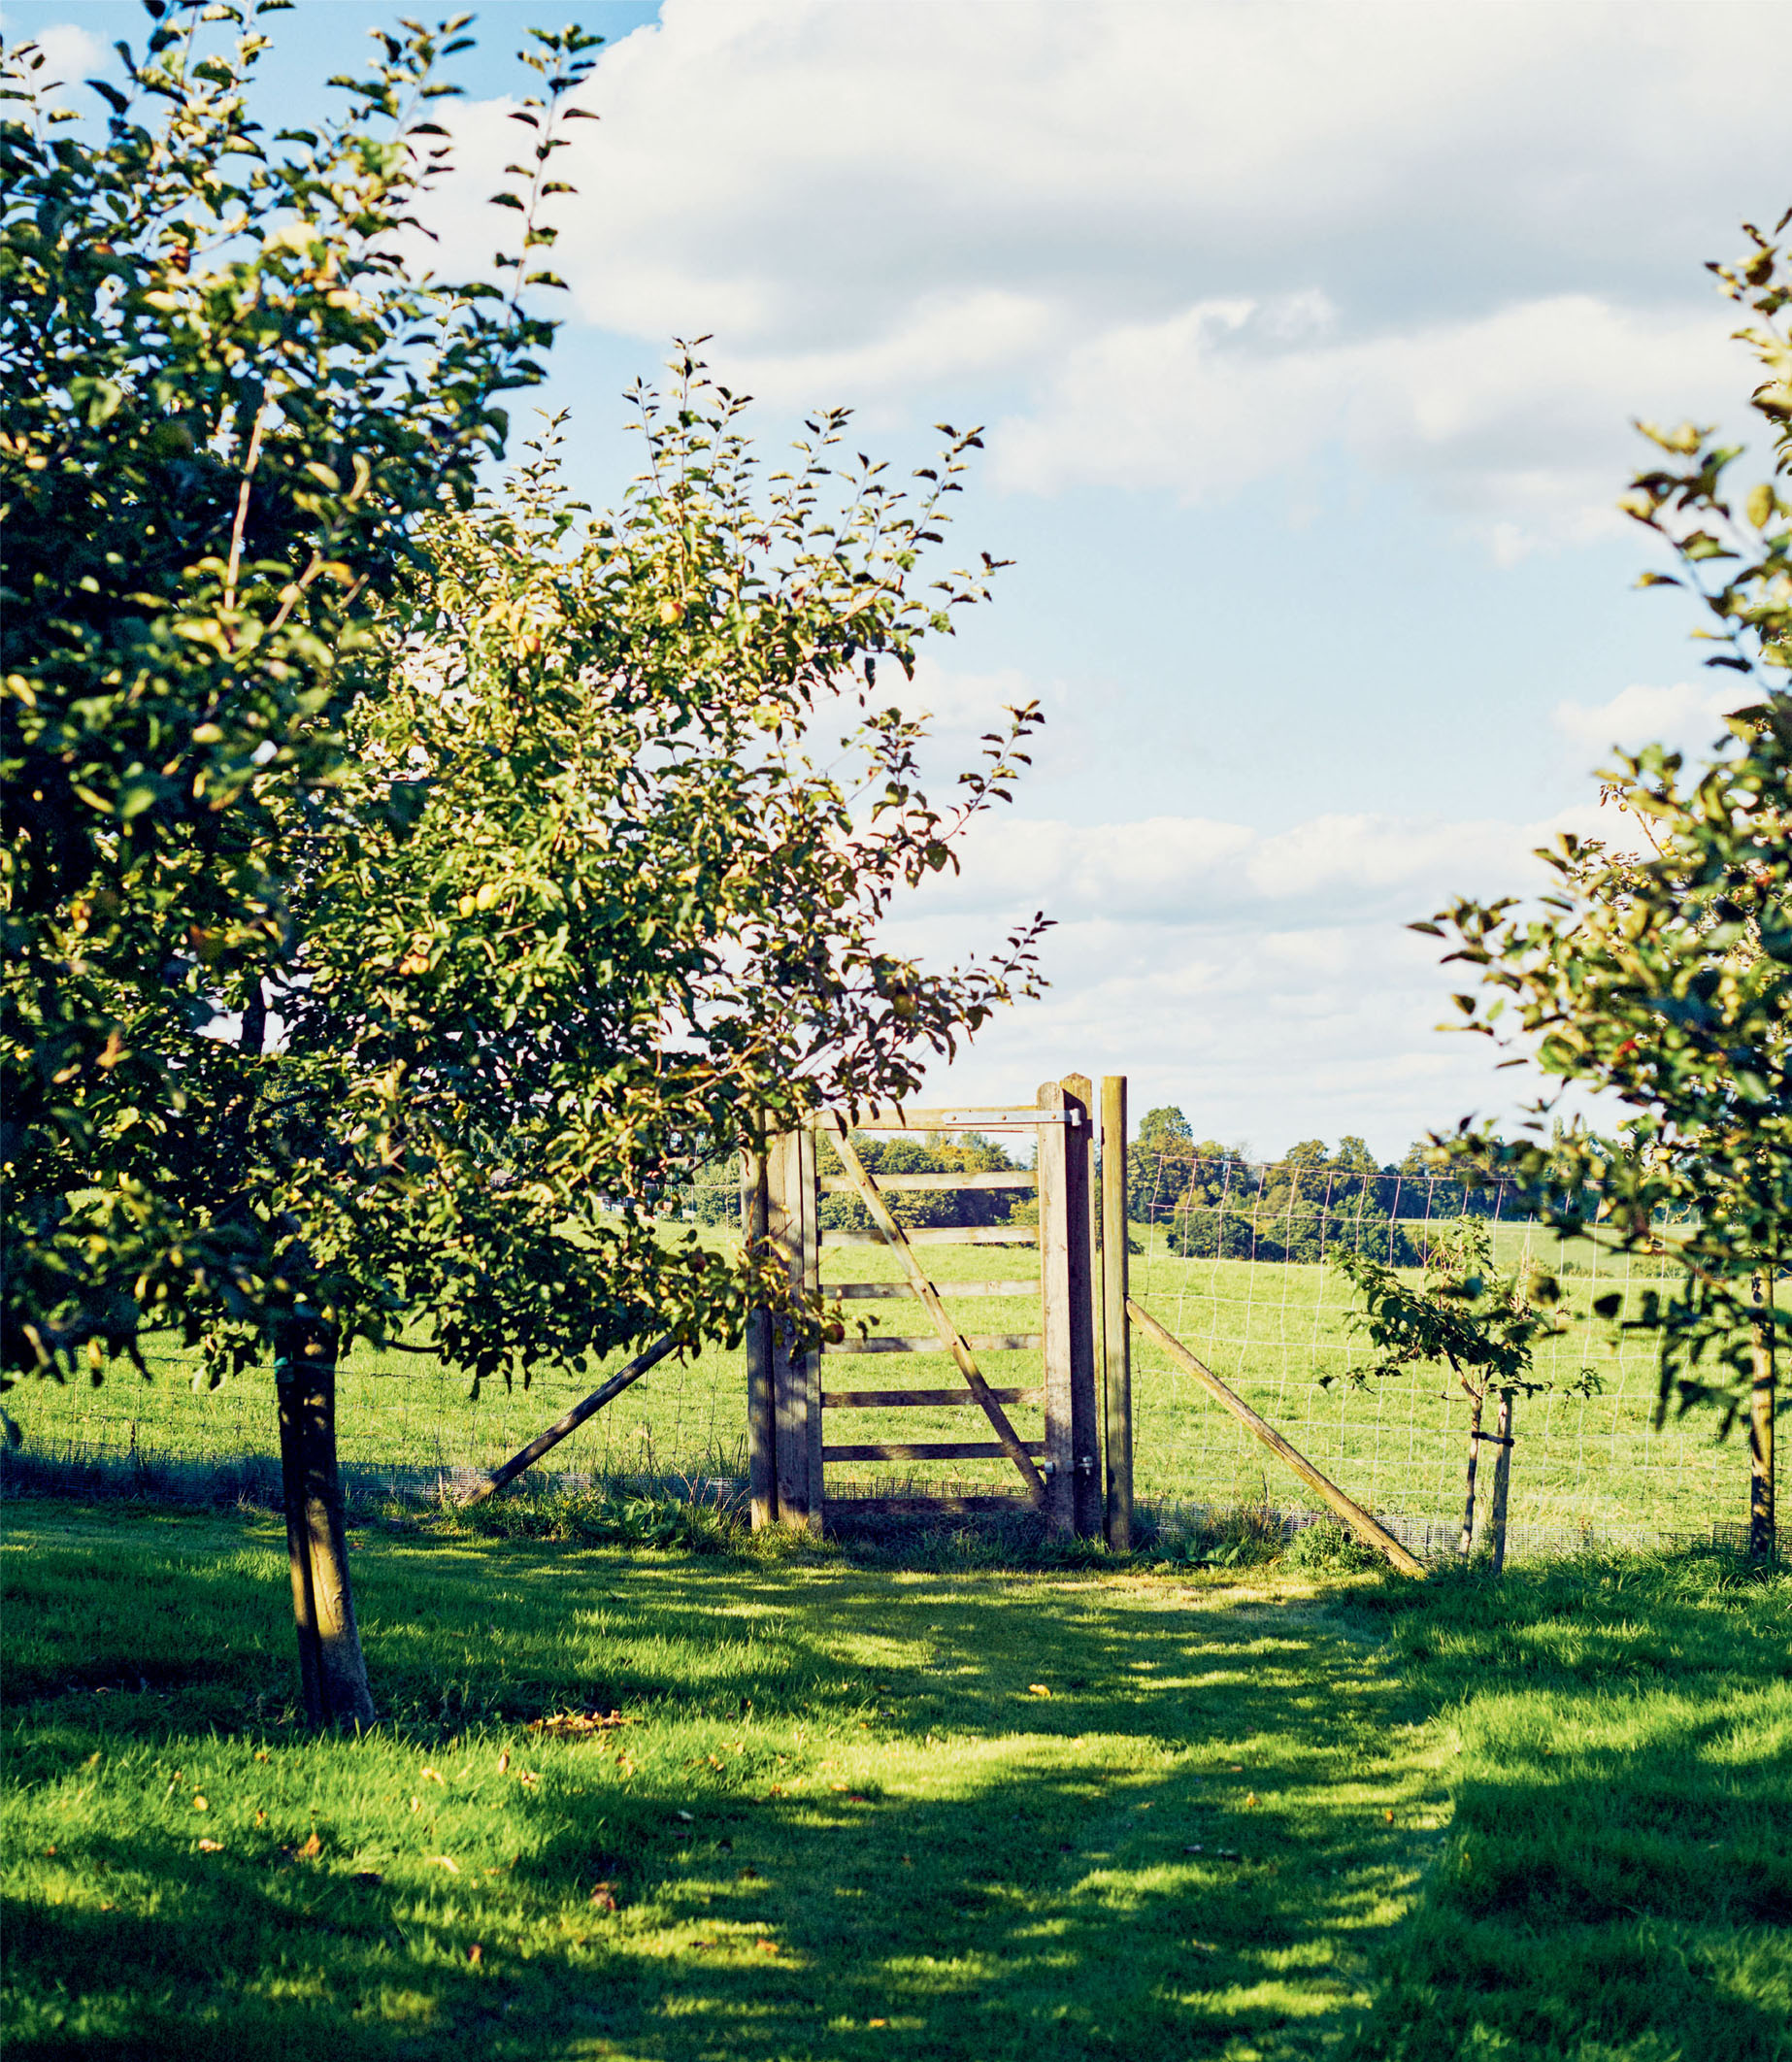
top-left (589, 1882), bottom-right (618, 1912)
top-left (869, 2018), bottom-right (888, 2028)
top-left (192, 1795), bottom-right (209, 1812)
top-left (420, 1768), bottom-right (445, 1786)
top-left (296, 1832), bottom-right (321, 1861)
top-left (467, 1944), bottom-right (482, 1965)
top-left (196, 1839), bottom-right (223, 1853)
top-left (1026, 1683), bottom-right (1050, 1698)
top-left (531, 1708), bottom-right (632, 1739)
top-left (497, 1749), bottom-right (511, 1774)
top-left (676, 1810), bottom-right (694, 1822)
top-left (1244, 1792), bottom-right (1257, 1809)
top-left (755, 1939), bottom-right (780, 1955)
top-left (429, 1855), bottom-right (460, 1875)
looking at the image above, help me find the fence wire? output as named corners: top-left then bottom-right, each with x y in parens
top-left (6, 1146), bottom-right (1774, 1553)
top-left (1128, 1148), bottom-right (1761, 1552)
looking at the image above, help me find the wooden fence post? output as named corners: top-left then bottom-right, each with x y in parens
top-left (768, 1131), bottom-right (822, 1533)
top-left (1101, 1075), bottom-right (1132, 1552)
top-left (1751, 1263), bottom-right (1776, 1562)
top-left (1037, 1082), bottom-right (1075, 1534)
top-left (797, 1123), bottom-right (823, 1532)
top-left (1486, 1389), bottom-right (1514, 1575)
top-left (742, 1147), bottom-right (777, 1531)
top-left (1062, 1074), bottom-right (1102, 1540)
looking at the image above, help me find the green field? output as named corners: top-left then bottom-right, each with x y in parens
top-left (7, 1220), bottom-right (1757, 1549)
top-left (3, 1501), bottom-right (1788, 2060)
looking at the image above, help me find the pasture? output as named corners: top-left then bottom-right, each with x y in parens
top-left (8, 1218), bottom-right (1751, 1552)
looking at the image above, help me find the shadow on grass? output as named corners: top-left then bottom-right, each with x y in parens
top-left (5, 1502), bottom-right (1434, 2062)
top-left (1339, 1551), bottom-right (1792, 2062)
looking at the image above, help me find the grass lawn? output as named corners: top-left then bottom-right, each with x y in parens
top-left (4, 1499), bottom-right (1789, 2060)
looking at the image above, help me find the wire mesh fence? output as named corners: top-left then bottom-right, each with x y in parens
top-left (1127, 1149), bottom-right (1761, 1554)
top-left (4, 1146), bottom-right (1774, 1554)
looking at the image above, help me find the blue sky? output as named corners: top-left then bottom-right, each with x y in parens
top-left (11, 0), bottom-right (1790, 1157)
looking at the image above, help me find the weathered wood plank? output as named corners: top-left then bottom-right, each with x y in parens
top-left (827, 1495), bottom-right (1033, 1516)
top-left (1063, 1072), bottom-right (1103, 1541)
top-left (1126, 1295), bottom-right (1427, 1579)
top-left (1100, 1075), bottom-right (1132, 1552)
top-left (829, 1280), bottom-right (1040, 1300)
top-left (742, 1147), bottom-right (776, 1531)
top-left (797, 1124), bottom-right (823, 1532)
top-left (819, 1171), bottom-right (1036, 1192)
top-left (768, 1131), bottom-right (811, 1534)
top-left (822, 1440), bottom-right (1047, 1463)
top-left (822, 1334), bottom-right (1042, 1354)
top-left (458, 1335), bottom-right (680, 1507)
top-left (1037, 1081), bottom-right (1074, 1534)
top-left (827, 1225), bottom-right (1039, 1247)
top-left (822, 1387), bottom-right (1045, 1410)
top-left (814, 1107), bottom-right (1073, 1130)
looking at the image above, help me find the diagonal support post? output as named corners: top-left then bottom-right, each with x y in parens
top-left (1127, 1295), bottom-right (1425, 1578)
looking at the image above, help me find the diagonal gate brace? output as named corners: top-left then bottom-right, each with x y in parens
top-left (823, 1120), bottom-right (1048, 1510)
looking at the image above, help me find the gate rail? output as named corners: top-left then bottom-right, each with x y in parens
top-left (743, 1076), bottom-right (1118, 1538)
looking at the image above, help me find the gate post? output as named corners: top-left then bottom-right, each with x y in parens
top-left (1062, 1074), bottom-right (1103, 1539)
top-left (741, 1147), bottom-right (777, 1531)
top-left (767, 1129), bottom-right (824, 1534)
top-left (1101, 1075), bottom-right (1133, 1551)
top-left (1040, 1081), bottom-right (1101, 1537)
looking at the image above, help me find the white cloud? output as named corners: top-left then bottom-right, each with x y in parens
top-left (992, 292), bottom-right (1735, 548)
top-left (882, 800), bottom-right (1609, 1153)
top-left (415, 0), bottom-right (1785, 552)
top-left (24, 22), bottom-right (104, 93)
top-left (907, 804), bottom-right (1582, 925)
top-left (1551, 681), bottom-right (1758, 765)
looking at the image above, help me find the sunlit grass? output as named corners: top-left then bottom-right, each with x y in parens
top-left (1345, 1549), bottom-right (1792, 2059)
top-left (4, 1499), bottom-right (1436, 2061)
top-left (4, 1504), bottom-right (1787, 2059)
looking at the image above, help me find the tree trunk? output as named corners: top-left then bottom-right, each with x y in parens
top-left (1750, 1267), bottom-right (1776, 1563)
top-left (1458, 1383), bottom-right (1484, 1557)
top-left (275, 1321), bottom-right (377, 1729)
top-left (1486, 1388), bottom-right (1514, 1575)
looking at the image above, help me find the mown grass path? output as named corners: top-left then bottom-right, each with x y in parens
top-left (3, 1503), bottom-right (1787, 2061)
top-left (5, 1504), bottom-right (1437, 2061)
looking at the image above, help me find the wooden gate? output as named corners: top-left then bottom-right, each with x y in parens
top-left (742, 1077), bottom-right (1121, 1538)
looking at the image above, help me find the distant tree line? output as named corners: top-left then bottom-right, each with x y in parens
top-left (1124, 1106), bottom-right (1528, 1267)
top-left (686, 1133), bottom-right (1027, 1229)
